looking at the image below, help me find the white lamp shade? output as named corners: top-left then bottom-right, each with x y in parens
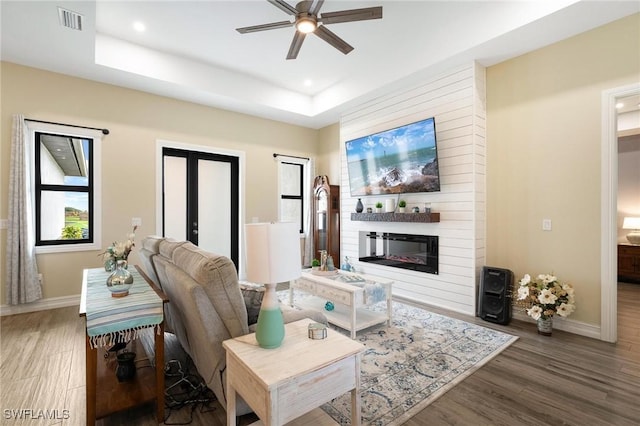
top-left (245, 222), bottom-right (301, 284)
top-left (622, 217), bottom-right (640, 230)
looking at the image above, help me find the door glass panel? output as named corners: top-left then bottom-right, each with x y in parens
top-left (317, 190), bottom-right (328, 213)
top-left (317, 210), bottom-right (327, 250)
top-left (198, 159), bottom-right (231, 257)
top-left (163, 156), bottom-right (187, 240)
top-left (316, 189), bottom-right (328, 251)
top-left (40, 191), bottom-right (89, 240)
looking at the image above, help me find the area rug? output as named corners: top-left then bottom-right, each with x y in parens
top-left (281, 292), bottom-right (518, 426)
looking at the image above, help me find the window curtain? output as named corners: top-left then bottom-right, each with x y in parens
top-left (6, 114), bottom-right (42, 305)
top-left (302, 158), bottom-right (315, 267)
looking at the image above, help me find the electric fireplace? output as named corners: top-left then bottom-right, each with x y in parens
top-left (358, 232), bottom-right (438, 274)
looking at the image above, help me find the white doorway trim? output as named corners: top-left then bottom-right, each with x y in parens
top-left (601, 82), bottom-right (640, 343)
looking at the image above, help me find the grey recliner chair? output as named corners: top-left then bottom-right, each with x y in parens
top-left (138, 235), bottom-right (327, 416)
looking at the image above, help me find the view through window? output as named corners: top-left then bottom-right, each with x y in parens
top-left (35, 132), bottom-right (93, 245)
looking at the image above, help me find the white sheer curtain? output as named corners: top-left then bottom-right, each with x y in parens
top-left (6, 114), bottom-right (42, 305)
top-left (302, 158), bottom-right (315, 267)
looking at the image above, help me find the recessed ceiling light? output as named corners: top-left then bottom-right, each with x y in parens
top-left (616, 102), bottom-right (624, 109)
top-left (303, 79), bottom-right (313, 87)
top-left (133, 21), bottom-right (146, 32)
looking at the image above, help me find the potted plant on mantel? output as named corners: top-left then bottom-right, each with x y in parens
top-left (311, 258), bottom-right (320, 271)
top-left (375, 202), bottom-right (383, 213)
top-left (398, 200), bottom-right (407, 213)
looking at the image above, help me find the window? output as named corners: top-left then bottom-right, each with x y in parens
top-left (278, 160), bottom-right (306, 234)
top-left (28, 122), bottom-right (102, 253)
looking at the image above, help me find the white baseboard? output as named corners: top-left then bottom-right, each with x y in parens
top-left (395, 295), bottom-right (603, 341)
top-left (512, 311), bottom-right (601, 340)
top-left (0, 295), bottom-right (80, 316)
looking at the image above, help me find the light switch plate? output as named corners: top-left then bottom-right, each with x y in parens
top-left (542, 219), bottom-right (552, 231)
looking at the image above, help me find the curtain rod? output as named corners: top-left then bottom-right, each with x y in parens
top-left (25, 118), bottom-right (110, 135)
top-left (273, 153), bottom-right (309, 161)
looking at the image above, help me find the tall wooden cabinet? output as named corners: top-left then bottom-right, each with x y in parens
top-left (313, 176), bottom-right (340, 266)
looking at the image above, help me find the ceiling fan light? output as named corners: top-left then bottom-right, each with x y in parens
top-left (296, 17), bottom-right (316, 34)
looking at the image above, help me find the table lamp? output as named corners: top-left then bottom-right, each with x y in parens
top-left (245, 222), bottom-right (301, 349)
top-left (622, 217), bottom-right (640, 245)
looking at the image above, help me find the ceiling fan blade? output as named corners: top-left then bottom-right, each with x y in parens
top-left (268, 0), bottom-right (298, 15)
top-left (319, 6), bottom-right (382, 25)
top-left (314, 25), bottom-right (353, 55)
top-left (236, 20), bottom-right (293, 34)
top-left (286, 31), bottom-right (306, 60)
top-left (308, 0), bottom-right (324, 15)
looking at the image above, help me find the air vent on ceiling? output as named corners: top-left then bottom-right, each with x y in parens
top-left (58, 7), bottom-right (83, 31)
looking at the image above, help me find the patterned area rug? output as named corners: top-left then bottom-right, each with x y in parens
top-left (283, 293), bottom-right (518, 426)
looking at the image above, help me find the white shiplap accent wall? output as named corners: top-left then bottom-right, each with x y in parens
top-left (472, 62), bottom-right (487, 314)
top-left (339, 62), bottom-right (486, 316)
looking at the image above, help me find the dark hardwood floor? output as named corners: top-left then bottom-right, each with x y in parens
top-left (0, 283), bottom-right (638, 425)
top-left (406, 282), bottom-right (640, 426)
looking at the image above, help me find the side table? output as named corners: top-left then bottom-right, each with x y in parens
top-left (223, 318), bottom-right (364, 426)
top-left (79, 265), bottom-right (168, 423)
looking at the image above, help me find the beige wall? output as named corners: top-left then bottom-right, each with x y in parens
top-left (316, 122), bottom-right (341, 185)
top-left (486, 13), bottom-right (640, 325)
top-left (0, 62), bottom-right (325, 301)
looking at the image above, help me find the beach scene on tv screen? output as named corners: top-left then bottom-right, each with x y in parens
top-left (346, 117), bottom-right (440, 196)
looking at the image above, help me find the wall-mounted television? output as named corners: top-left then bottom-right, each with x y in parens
top-left (345, 117), bottom-right (440, 196)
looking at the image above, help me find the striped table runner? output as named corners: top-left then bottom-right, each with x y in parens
top-left (85, 267), bottom-right (163, 349)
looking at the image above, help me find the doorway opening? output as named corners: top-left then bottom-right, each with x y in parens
top-left (601, 83), bottom-right (640, 343)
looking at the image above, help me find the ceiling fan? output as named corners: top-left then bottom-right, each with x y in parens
top-left (236, 0), bottom-right (382, 60)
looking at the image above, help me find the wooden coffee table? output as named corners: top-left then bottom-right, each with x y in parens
top-left (223, 318), bottom-right (364, 426)
top-left (289, 270), bottom-right (393, 339)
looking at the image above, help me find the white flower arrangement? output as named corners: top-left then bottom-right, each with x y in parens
top-left (517, 273), bottom-right (576, 320)
top-left (102, 226), bottom-right (137, 263)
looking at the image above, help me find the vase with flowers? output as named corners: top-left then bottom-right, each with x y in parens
top-left (516, 273), bottom-right (576, 336)
top-left (101, 226), bottom-right (137, 272)
top-left (101, 226), bottom-right (138, 297)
